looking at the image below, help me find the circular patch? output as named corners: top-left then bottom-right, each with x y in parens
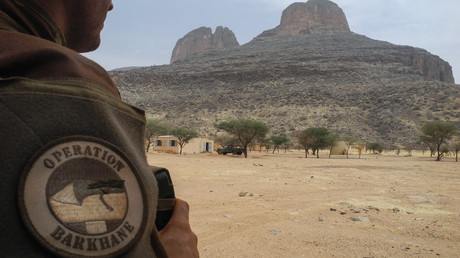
top-left (18, 136), bottom-right (147, 257)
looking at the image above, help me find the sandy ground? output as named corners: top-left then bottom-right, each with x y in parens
top-left (147, 151), bottom-right (460, 258)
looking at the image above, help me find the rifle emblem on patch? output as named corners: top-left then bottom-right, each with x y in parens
top-left (18, 136), bottom-right (147, 257)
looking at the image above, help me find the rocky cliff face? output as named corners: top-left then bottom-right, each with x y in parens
top-left (259, 0), bottom-right (350, 37)
top-left (409, 50), bottom-right (454, 83)
top-left (111, 0), bottom-right (458, 145)
top-left (255, 0), bottom-right (452, 83)
top-left (170, 26), bottom-right (239, 64)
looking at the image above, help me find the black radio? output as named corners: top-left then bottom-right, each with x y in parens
top-left (153, 169), bottom-right (176, 231)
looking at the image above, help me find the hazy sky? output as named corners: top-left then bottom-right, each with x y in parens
top-left (85, 0), bottom-right (460, 83)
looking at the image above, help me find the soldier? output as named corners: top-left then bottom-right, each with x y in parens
top-left (0, 0), bottom-right (198, 257)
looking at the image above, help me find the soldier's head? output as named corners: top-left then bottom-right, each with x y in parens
top-left (33, 0), bottom-right (114, 53)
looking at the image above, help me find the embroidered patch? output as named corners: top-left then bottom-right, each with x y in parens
top-left (18, 136), bottom-right (147, 257)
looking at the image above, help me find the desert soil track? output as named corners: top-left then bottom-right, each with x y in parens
top-left (147, 152), bottom-right (459, 257)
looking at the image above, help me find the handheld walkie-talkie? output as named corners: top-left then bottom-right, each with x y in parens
top-left (153, 169), bottom-right (176, 231)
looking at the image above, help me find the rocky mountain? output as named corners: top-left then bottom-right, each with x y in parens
top-left (259, 0), bottom-right (350, 36)
top-left (170, 26), bottom-right (239, 64)
top-left (111, 0), bottom-right (459, 146)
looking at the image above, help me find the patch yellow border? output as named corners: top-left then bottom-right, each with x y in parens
top-left (18, 136), bottom-right (147, 257)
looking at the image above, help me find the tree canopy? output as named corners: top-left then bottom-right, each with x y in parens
top-left (295, 127), bottom-right (334, 158)
top-left (144, 119), bottom-right (169, 152)
top-left (294, 130), bottom-right (312, 158)
top-left (214, 135), bottom-right (240, 149)
top-left (341, 135), bottom-right (357, 159)
top-left (170, 127), bottom-right (199, 154)
top-left (304, 127), bottom-right (333, 158)
top-left (325, 133), bottom-right (339, 158)
top-left (367, 142), bottom-right (383, 153)
top-left (217, 119), bottom-right (270, 158)
top-left (269, 135), bottom-right (290, 154)
top-left (420, 121), bottom-right (458, 161)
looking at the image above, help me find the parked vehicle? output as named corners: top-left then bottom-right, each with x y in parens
top-left (217, 145), bottom-right (244, 155)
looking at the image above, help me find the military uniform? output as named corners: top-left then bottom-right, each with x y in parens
top-left (0, 0), bottom-right (166, 257)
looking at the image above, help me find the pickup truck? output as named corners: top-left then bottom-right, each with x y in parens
top-left (217, 145), bottom-right (244, 155)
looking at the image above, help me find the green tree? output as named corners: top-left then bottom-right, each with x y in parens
top-left (255, 136), bottom-right (270, 153)
top-left (304, 127), bottom-right (333, 158)
top-left (269, 135), bottom-right (290, 154)
top-left (325, 133), bottom-right (340, 159)
top-left (453, 137), bottom-right (460, 162)
top-left (440, 146), bottom-right (450, 158)
top-left (341, 135), bottom-right (357, 159)
top-left (215, 135), bottom-right (239, 147)
top-left (420, 121), bottom-right (458, 161)
top-left (262, 138), bottom-right (271, 153)
top-left (217, 119), bottom-right (270, 158)
top-left (170, 127), bottom-right (199, 154)
top-left (144, 119), bottom-right (169, 152)
top-left (367, 142), bottom-right (383, 153)
top-left (294, 130), bottom-right (312, 158)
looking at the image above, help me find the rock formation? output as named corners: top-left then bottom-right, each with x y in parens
top-left (170, 26), bottom-right (239, 64)
top-left (111, 0), bottom-right (458, 145)
top-left (256, 0), bottom-right (452, 83)
top-left (259, 0), bottom-right (350, 37)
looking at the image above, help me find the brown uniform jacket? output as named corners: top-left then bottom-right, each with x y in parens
top-left (0, 0), bottom-right (166, 257)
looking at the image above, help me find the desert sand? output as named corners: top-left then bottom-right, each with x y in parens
top-left (147, 151), bottom-right (459, 257)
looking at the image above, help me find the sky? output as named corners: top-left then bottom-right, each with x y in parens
top-left (85, 0), bottom-right (460, 83)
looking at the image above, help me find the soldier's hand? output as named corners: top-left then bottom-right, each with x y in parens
top-left (158, 199), bottom-right (199, 258)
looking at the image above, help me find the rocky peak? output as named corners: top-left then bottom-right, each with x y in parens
top-left (170, 26), bottom-right (239, 64)
top-left (259, 0), bottom-right (350, 37)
